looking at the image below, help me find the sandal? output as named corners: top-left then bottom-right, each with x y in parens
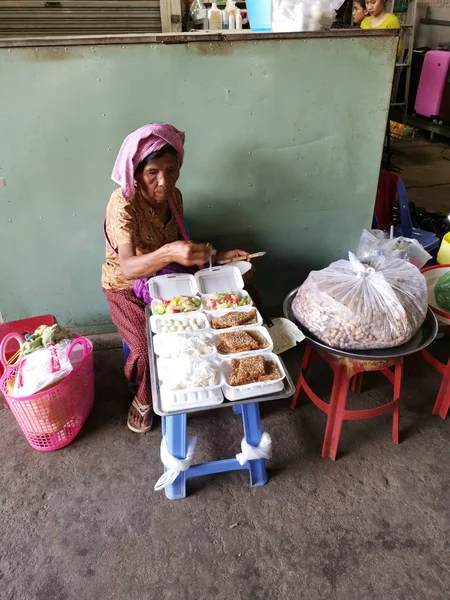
top-left (127, 397), bottom-right (153, 433)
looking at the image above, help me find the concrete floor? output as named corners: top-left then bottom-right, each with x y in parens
top-left (392, 137), bottom-right (450, 214)
top-left (1, 137), bottom-right (450, 600)
top-left (1, 340), bottom-right (450, 600)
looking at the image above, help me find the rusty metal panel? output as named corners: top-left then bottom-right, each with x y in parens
top-left (0, 36), bottom-right (396, 326)
top-left (0, 1), bottom-right (162, 37)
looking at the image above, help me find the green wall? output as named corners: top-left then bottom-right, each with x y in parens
top-left (0, 34), bottom-right (396, 327)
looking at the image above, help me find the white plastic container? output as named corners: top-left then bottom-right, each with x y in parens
top-left (207, 306), bottom-right (263, 333)
top-left (221, 353), bottom-right (286, 401)
top-left (214, 326), bottom-right (273, 358)
top-left (195, 265), bottom-right (253, 313)
top-left (195, 265), bottom-right (244, 294)
top-left (148, 273), bottom-right (202, 316)
top-left (149, 272), bottom-right (198, 299)
top-left (150, 312), bottom-right (209, 335)
top-left (153, 332), bottom-right (216, 360)
top-left (157, 358), bottom-right (224, 412)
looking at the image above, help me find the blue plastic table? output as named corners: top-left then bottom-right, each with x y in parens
top-left (146, 308), bottom-right (295, 500)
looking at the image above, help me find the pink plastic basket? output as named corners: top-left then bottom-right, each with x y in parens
top-left (0, 335), bottom-right (94, 451)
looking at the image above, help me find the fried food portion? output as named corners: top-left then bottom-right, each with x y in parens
top-left (211, 309), bottom-right (257, 330)
top-left (217, 330), bottom-right (268, 354)
top-left (230, 356), bottom-right (282, 386)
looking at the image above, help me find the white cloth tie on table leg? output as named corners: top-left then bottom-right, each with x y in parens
top-left (154, 435), bottom-right (197, 491)
top-left (236, 432), bottom-right (272, 466)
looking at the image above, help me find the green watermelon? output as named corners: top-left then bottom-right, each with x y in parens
top-left (435, 272), bottom-right (450, 312)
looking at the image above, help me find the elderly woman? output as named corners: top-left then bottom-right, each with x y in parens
top-left (102, 124), bottom-right (251, 433)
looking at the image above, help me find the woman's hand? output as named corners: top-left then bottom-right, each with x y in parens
top-left (215, 249), bottom-right (249, 264)
top-left (166, 241), bottom-right (212, 267)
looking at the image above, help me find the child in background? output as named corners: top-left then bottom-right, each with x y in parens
top-left (331, 4), bottom-right (348, 29)
top-left (352, 0), bottom-right (368, 26)
top-left (360, 0), bottom-right (401, 57)
top-left (361, 0), bottom-right (400, 30)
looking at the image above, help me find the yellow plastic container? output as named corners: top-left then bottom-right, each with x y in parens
top-left (437, 232), bottom-right (450, 265)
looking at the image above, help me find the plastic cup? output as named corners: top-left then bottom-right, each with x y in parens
top-left (246, 0), bottom-right (272, 32)
top-left (437, 231), bottom-right (450, 265)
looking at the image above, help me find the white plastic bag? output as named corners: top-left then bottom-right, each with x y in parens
top-left (13, 340), bottom-right (73, 397)
top-left (292, 253), bottom-right (428, 350)
top-left (154, 436), bottom-right (197, 491)
top-left (357, 229), bottom-right (432, 269)
top-left (236, 432), bottom-right (272, 466)
top-left (272, 0), bottom-right (344, 32)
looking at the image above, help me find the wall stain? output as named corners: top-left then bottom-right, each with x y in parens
top-left (190, 42), bottom-right (233, 57)
top-left (23, 46), bottom-right (78, 61)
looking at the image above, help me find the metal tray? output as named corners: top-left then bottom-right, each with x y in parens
top-left (283, 287), bottom-right (438, 361)
top-left (146, 306), bottom-right (295, 417)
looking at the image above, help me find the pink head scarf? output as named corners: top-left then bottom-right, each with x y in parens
top-left (111, 123), bottom-right (186, 200)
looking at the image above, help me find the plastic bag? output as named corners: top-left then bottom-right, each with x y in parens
top-left (272, 0), bottom-right (344, 32)
top-left (292, 253), bottom-right (428, 350)
top-left (357, 229), bottom-right (432, 269)
top-left (236, 432), bottom-right (272, 466)
top-left (13, 340), bottom-right (74, 397)
top-left (190, 0), bottom-right (207, 20)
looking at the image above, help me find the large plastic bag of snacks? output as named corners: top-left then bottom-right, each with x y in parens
top-left (292, 253), bottom-right (428, 350)
top-left (272, 0), bottom-right (344, 32)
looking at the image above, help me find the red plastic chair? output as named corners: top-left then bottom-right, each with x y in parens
top-left (421, 326), bottom-right (450, 419)
top-left (0, 315), bottom-right (56, 407)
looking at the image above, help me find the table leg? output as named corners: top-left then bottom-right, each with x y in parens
top-left (163, 413), bottom-right (188, 500)
top-left (433, 361), bottom-right (450, 420)
top-left (321, 365), bottom-right (347, 460)
top-left (327, 369), bottom-right (350, 461)
top-left (392, 361), bottom-right (402, 444)
top-left (241, 403), bottom-right (268, 487)
top-left (291, 342), bottom-right (313, 409)
top-left (233, 405), bottom-right (243, 415)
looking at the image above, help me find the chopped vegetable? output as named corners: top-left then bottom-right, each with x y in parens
top-left (204, 292), bottom-right (250, 311)
top-left (154, 296), bottom-right (201, 315)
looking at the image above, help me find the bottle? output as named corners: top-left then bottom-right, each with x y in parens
top-left (208, 2), bottom-right (222, 30)
top-left (236, 8), bottom-right (242, 30)
top-left (222, 8), bottom-right (229, 30)
top-left (225, 0), bottom-right (237, 30)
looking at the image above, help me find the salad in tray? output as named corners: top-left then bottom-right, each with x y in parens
top-left (154, 295), bottom-right (201, 315)
top-left (204, 292), bottom-right (251, 311)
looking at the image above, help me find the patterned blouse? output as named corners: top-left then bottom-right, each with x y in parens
top-left (101, 187), bottom-right (183, 290)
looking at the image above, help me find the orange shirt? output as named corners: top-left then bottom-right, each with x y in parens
top-left (101, 187), bottom-right (183, 290)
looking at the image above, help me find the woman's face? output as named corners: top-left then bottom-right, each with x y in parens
top-left (352, 2), bottom-right (367, 23)
top-left (365, 0), bottom-right (384, 17)
top-left (135, 154), bottom-right (180, 204)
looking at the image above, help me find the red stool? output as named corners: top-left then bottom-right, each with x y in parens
top-left (291, 343), bottom-right (403, 461)
top-left (0, 315), bottom-right (56, 407)
top-left (421, 325), bottom-right (450, 419)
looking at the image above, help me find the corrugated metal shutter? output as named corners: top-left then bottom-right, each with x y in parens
top-left (0, 1), bottom-right (162, 37)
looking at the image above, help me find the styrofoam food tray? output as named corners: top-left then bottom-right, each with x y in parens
top-left (221, 353), bottom-right (286, 401)
top-left (201, 290), bottom-right (253, 313)
top-left (150, 297), bottom-right (202, 317)
top-left (148, 273), bottom-right (198, 299)
top-left (160, 384), bottom-right (224, 412)
top-left (214, 326), bottom-right (273, 358)
top-left (157, 358), bottom-right (224, 412)
top-left (195, 265), bottom-right (245, 295)
top-left (153, 332), bottom-right (216, 359)
top-left (150, 312), bottom-right (209, 335)
top-left (207, 306), bottom-right (263, 333)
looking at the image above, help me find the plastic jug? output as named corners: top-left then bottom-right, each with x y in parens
top-left (437, 232), bottom-right (450, 265)
top-left (246, 0), bottom-right (272, 31)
